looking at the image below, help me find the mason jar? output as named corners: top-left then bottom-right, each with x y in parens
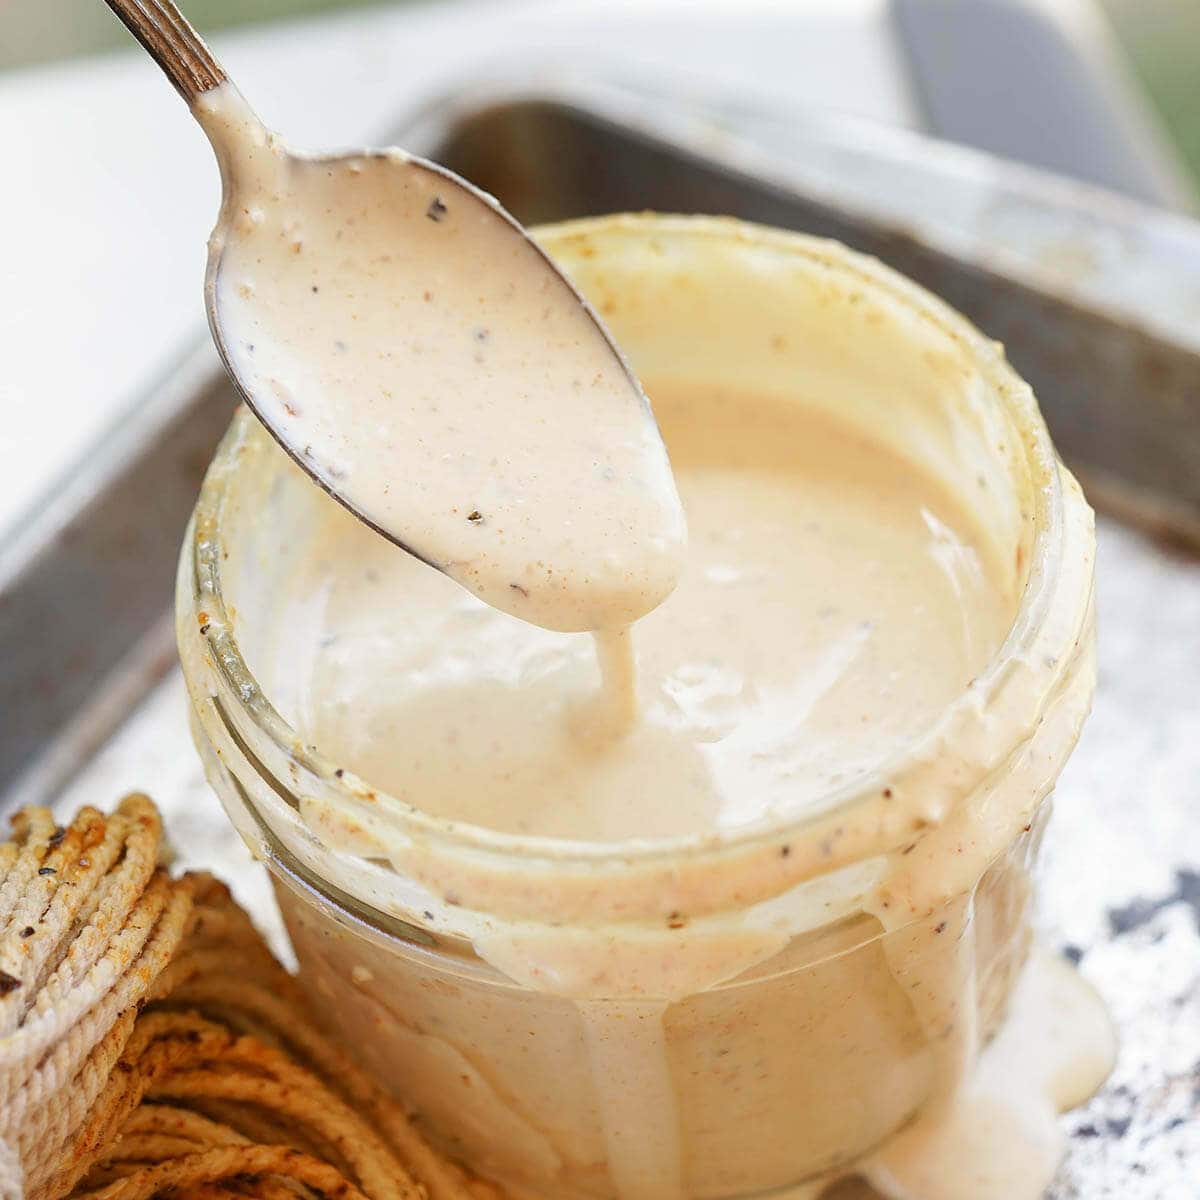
top-left (177, 215), bottom-right (1097, 1200)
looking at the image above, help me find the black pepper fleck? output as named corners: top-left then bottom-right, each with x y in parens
top-left (199, 623), bottom-right (211, 636)
top-left (1106, 1116), bottom-right (1132, 1139)
top-left (467, 511), bottom-right (483, 523)
top-left (426, 196), bottom-right (448, 222)
top-left (38, 867), bottom-right (56, 876)
top-left (48, 826), bottom-right (66, 846)
top-left (20, 927), bottom-right (34, 939)
top-left (335, 768), bottom-right (345, 779)
top-left (780, 844), bottom-right (791, 858)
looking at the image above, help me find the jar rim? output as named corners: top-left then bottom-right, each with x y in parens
top-left (183, 215), bottom-right (1087, 896)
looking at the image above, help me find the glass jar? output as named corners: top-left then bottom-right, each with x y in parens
top-left (177, 216), bottom-right (1096, 1200)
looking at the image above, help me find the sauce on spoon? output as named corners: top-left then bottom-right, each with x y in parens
top-left (196, 84), bottom-right (686, 640)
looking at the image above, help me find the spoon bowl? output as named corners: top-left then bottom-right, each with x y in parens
top-left (103, 0), bottom-right (686, 633)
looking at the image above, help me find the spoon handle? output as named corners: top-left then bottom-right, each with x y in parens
top-left (103, 0), bottom-right (226, 102)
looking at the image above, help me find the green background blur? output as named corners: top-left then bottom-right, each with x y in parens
top-left (3, 0), bottom-right (1198, 188)
top-left (0, 0), bottom-right (408, 69)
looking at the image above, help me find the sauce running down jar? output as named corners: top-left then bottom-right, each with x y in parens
top-left (178, 216), bottom-right (1105, 1200)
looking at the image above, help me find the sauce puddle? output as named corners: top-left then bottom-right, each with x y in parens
top-left (862, 950), bottom-right (1115, 1200)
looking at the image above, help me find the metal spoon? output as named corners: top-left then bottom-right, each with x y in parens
top-left (101, 0), bottom-right (685, 633)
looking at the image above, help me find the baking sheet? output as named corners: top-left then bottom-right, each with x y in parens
top-left (5, 79), bottom-right (1197, 1197)
top-left (50, 514), bottom-right (1198, 1199)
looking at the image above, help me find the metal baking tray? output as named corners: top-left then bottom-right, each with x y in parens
top-left (1, 76), bottom-right (1196, 1198)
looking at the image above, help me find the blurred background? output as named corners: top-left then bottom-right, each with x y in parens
top-left (2, 0), bottom-right (1198, 182)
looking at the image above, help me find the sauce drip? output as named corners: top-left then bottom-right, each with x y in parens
top-left (863, 952), bottom-right (1116, 1200)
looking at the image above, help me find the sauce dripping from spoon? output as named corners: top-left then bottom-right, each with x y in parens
top-left (103, 0), bottom-right (685, 729)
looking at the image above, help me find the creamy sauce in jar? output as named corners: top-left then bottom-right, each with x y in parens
top-left (186, 191), bottom-right (1114, 1200)
top-left (246, 370), bottom-right (1111, 1200)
